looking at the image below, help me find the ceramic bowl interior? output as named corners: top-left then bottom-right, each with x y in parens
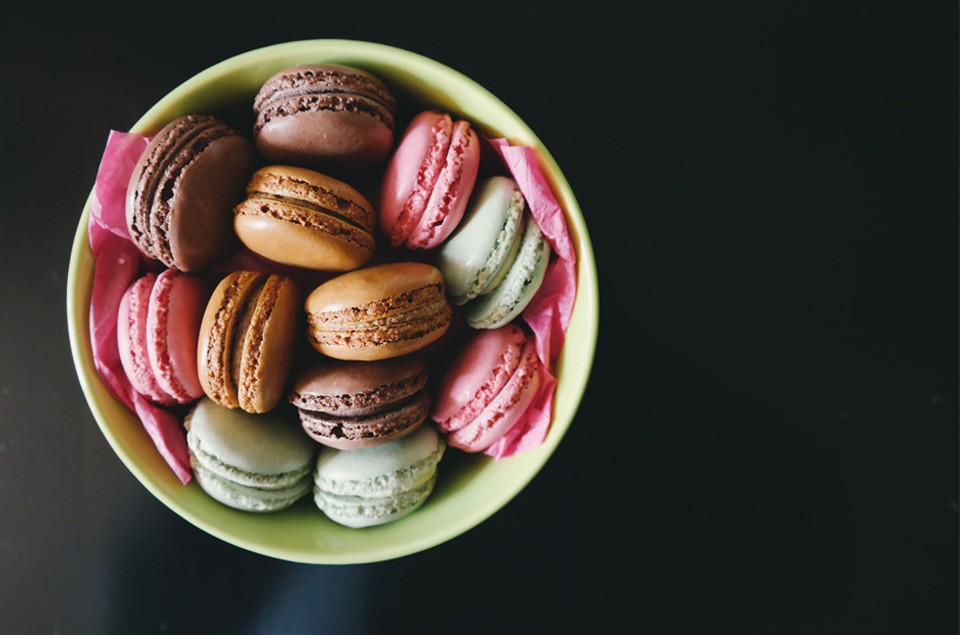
top-left (67, 39), bottom-right (599, 564)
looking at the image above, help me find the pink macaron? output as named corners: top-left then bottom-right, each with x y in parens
top-left (431, 324), bottom-right (541, 452)
top-left (379, 110), bottom-right (480, 249)
top-left (117, 269), bottom-right (207, 405)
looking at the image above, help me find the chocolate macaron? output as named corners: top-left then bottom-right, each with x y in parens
top-left (290, 356), bottom-right (430, 449)
top-left (233, 166), bottom-right (376, 271)
top-left (253, 64), bottom-right (396, 169)
top-left (126, 114), bottom-right (253, 272)
top-left (305, 262), bottom-right (453, 361)
top-left (198, 270), bottom-right (299, 413)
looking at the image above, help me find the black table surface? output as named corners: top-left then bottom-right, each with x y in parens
top-left (2, 2), bottom-right (957, 633)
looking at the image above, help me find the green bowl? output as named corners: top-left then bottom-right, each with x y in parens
top-left (66, 40), bottom-right (599, 564)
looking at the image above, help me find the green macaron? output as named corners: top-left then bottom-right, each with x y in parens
top-left (313, 423), bottom-right (446, 528)
top-left (186, 398), bottom-right (317, 513)
top-left (437, 176), bottom-right (551, 329)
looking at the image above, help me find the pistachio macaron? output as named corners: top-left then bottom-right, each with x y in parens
top-left (305, 262), bottom-right (453, 361)
top-left (437, 177), bottom-right (551, 329)
top-left (186, 398), bottom-right (316, 513)
top-left (197, 270), bottom-right (299, 413)
top-left (233, 165), bottom-right (376, 271)
top-left (313, 423), bottom-right (446, 528)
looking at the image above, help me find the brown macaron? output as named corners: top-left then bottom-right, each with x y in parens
top-left (233, 166), bottom-right (376, 271)
top-left (197, 271), bottom-right (298, 413)
top-left (253, 64), bottom-right (396, 169)
top-left (305, 262), bottom-right (453, 361)
top-left (126, 114), bottom-right (253, 272)
top-left (290, 356), bottom-right (430, 449)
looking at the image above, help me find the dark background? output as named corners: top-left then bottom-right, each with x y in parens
top-left (1, 1), bottom-right (957, 633)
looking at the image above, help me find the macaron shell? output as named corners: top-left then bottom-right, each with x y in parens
top-left (257, 110), bottom-right (394, 168)
top-left (314, 423), bottom-right (445, 496)
top-left (304, 262), bottom-right (440, 311)
top-left (234, 213), bottom-right (374, 271)
top-left (405, 120), bottom-right (480, 249)
top-left (446, 340), bottom-right (541, 452)
top-left (465, 215), bottom-right (551, 330)
top-left (117, 274), bottom-right (177, 406)
top-left (431, 324), bottom-right (526, 430)
top-left (290, 356), bottom-right (428, 415)
top-left (146, 269), bottom-right (206, 402)
top-left (438, 176), bottom-right (525, 304)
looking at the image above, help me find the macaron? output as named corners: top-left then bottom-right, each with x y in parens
top-left (437, 176), bottom-right (526, 305)
top-left (290, 356), bottom-right (430, 449)
top-left (233, 165), bottom-right (376, 271)
top-left (197, 270), bottom-right (298, 413)
top-left (126, 114), bottom-right (253, 272)
top-left (305, 262), bottom-right (453, 361)
top-left (186, 398), bottom-right (316, 513)
top-left (117, 270), bottom-right (207, 405)
top-left (431, 324), bottom-right (541, 453)
top-left (378, 110), bottom-right (481, 249)
top-left (313, 423), bottom-right (446, 528)
top-left (253, 64), bottom-right (396, 168)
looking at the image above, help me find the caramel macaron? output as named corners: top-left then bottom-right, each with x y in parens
top-left (234, 166), bottom-right (377, 271)
top-left (305, 262), bottom-right (452, 361)
top-left (198, 271), bottom-right (298, 413)
top-left (290, 356), bottom-right (430, 449)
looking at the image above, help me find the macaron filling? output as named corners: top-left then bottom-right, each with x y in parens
top-left (313, 439), bottom-right (445, 499)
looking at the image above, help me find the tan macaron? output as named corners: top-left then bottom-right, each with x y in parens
top-left (197, 270), bottom-right (299, 413)
top-left (234, 165), bottom-right (376, 271)
top-left (305, 262), bottom-right (453, 361)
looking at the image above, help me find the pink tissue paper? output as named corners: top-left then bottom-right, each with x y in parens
top-left (483, 139), bottom-right (578, 461)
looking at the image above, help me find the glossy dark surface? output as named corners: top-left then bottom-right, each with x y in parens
top-left (1, 1), bottom-right (956, 633)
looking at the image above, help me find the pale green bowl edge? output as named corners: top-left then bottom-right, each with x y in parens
top-left (66, 39), bottom-right (599, 564)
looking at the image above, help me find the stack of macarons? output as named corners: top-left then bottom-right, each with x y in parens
top-left (111, 62), bottom-right (560, 527)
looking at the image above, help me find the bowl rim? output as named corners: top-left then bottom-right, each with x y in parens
top-left (66, 39), bottom-right (599, 564)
